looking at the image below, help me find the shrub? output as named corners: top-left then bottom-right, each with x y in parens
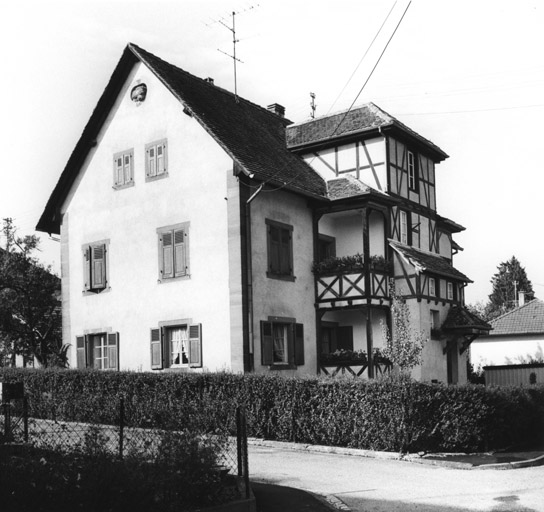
top-left (1, 368), bottom-right (544, 453)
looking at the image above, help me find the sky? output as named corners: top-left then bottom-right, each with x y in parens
top-left (1, 0), bottom-right (543, 305)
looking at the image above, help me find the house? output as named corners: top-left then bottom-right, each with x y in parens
top-left (471, 299), bottom-right (544, 385)
top-left (36, 43), bottom-right (489, 383)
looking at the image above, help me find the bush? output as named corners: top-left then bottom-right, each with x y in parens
top-left (2, 368), bottom-right (544, 453)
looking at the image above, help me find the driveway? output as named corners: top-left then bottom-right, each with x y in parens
top-left (249, 444), bottom-right (544, 511)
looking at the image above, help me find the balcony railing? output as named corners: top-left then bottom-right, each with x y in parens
top-left (313, 255), bottom-right (390, 308)
top-left (318, 350), bottom-right (393, 378)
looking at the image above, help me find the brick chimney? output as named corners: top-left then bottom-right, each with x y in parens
top-left (267, 103), bottom-right (285, 118)
top-left (204, 77), bottom-right (215, 85)
top-left (519, 291), bottom-right (525, 307)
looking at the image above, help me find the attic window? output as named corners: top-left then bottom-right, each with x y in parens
top-left (131, 83), bottom-right (147, 105)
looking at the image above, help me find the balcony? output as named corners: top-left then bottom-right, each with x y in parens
top-left (313, 254), bottom-right (390, 309)
top-left (318, 349), bottom-right (393, 378)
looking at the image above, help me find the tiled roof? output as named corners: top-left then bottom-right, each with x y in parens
top-left (131, 45), bottom-right (326, 199)
top-left (286, 102), bottom-right (448, 161)
top-left (389, 240), bottom-right (472, 282)
top-left (442, 305), bottom-right (492, 332)
top-left (327, 175), bottom-right (372, 200)
top-left (486, 299), bottom-right (544, 336)
top-left (37, 43), bottom-right (327, 234)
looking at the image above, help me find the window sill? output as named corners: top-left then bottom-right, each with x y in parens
top-left (145, 172), bottom-right (169, 183)
top-left (82, 287), bottom-right (111, 296)
top-left (266, 272), bottom-right (296, 282)
top-left (268, 364), bottom-right (297, 371)
top-left (158, 274), bottom-right (190, 284)
top-left (113, 181), bottom-right (135, 190)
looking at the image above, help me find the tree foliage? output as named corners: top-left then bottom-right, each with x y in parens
top-left (486, 256), bottom-right (535, 320)
top-left (0, 218), bottom-right (65, 367)
top-left (381, 282), bottom-right (428, 373)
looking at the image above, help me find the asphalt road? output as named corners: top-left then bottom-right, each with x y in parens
top-left (249, 445), bottom-right (544, 511)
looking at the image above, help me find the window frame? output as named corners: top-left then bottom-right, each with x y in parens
top-left (157, 222), bottom-right (190, 282)
top-left (76, 332), bottom-right (119, 370)
top-left (150, 319), bottom-right (202, 370)
top-left (429, 277), bottom-right (436, 297)
top-left (260, 317), bottom-right (304, 369)
top-left (113, 148), bottom-right (134, 189)
top-left (266, 219), bottom-right (294, 281)
top-left (317, 234), bottom-right (336, 262)
top-left (82, 239), bottom-right (110, 294)
top-left (407, 150), bottom-right (419, 192)
top-left (400, 210), bottom-right (410, 245)
top-left (145, 139), bottom-right (168, 182)
top-left (447, 282), bottom-right (454, 300)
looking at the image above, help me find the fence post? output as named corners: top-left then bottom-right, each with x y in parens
top-left (242, 409), bottom-right (250, 499)
top-left (3, 402), bottom-right (11, 442)
top-left (23, 396), bottom-right (29, 443)
top-left (236, 407), bottom-right (242, 476)
top-left (119, 397), bottom-right (125, 460)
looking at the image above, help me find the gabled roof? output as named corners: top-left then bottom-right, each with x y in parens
top-left (37, 43), bottom-right (327, 235)
top-left (286, 102), bottom-right (448, 162)
top-left (389, 239), bottom-right (471, 282)
top-left (485, 299), bottom-right (544, 337)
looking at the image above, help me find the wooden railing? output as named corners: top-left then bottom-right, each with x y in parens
top-left (315, 266), bottom-right (389, 308)
top-left (319, 358), bottom-right (393, 378)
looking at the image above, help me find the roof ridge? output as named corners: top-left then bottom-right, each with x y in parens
top-left (128, 43), bottom-right (293, 125)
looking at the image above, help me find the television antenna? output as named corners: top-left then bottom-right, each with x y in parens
top-left (310, 92), bottom-right (317, 119)
top-left (207, 5), bottom-right (260, 101)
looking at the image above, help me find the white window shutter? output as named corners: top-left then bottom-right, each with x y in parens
top-left (188, 324), bottom-right (202, 368)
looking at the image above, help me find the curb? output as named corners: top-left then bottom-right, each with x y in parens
top-left (247, 438), bottom-right (544, 470)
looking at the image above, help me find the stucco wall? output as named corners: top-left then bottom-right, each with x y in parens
top-left (249, 188), bottom-right (317, 376)
top-left (62, 62), bottom-right (235, 372)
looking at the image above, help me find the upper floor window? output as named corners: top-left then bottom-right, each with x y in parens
top-left (157, 222), bottom-right (189, 281)
top-left (447, 282), bottom-right (454, 301)
top-left (266, 219), bottom-right (294, 280)
top-left (429, 277), bottom-right (436, 297)
top-left (146, 139), bottom-right (168, 181)
top-left (83, 240), bottom-right (109, 294)
top-left (318, 234), bottom-right (336, 262)
top-left (113, 149), bottom-right (134, 188)
top-left (400, 211), bottom-right (409, 245)
top-left (407, 150), bottom-right (418, 191)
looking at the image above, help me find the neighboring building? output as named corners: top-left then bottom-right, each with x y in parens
top-left (472, 299), bottom-right (544, 371)
top-left (36, 43), bottom-right (489, 383)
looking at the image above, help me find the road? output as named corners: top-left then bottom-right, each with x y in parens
top-left (249, 444), bottom-right (544, 511)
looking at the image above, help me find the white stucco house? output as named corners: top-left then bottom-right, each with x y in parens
top-left (36, 43), bottom-right (489, 383)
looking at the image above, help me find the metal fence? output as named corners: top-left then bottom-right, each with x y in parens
top-left (1, 396), bottom-right (249, 512)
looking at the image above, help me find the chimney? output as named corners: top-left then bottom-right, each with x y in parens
top-left (267, 103), bottom-right (285, 118)
top-left (204, 77), bottom-right (215, 85)
top-left (518, 291), bottom-right (525, 307)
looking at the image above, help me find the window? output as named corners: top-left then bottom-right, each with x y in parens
top-left (145, 139), bottom-right (168, 181)
top-left (321, 323), bottom-right (353, 355)
top-left (429, 277), bottom-right (436, 297)
top-left (113, 149), bottom-right (134, 188)
top-left (400, 211), bottom-right (409, 245)
top-left (407, 150), bottom-right (418, 191)
top-left (150, 322), bottom-right (202, 369)
top-left (157, 222), bottom-right (189, 281)
top-left (260, 318), bottom-right (304, 368)
top-left (266, 219), bottom-right (294, 280)
top-left (318, 234), bottom-right (336, 262)
top-left (83, 240), bottom-right (109, 293)
top-left (447, 282), bottom-right (454, 300)
top-left (430, 310), bottom-right (440, 338)
top-left (76, 333), bottom-right (119, 370)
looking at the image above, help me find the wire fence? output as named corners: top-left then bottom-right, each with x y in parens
top-left (1, 396), bottom-right (249, 512)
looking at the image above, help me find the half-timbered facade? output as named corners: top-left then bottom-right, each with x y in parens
top-left (37, 44), bottom-right (488, 383)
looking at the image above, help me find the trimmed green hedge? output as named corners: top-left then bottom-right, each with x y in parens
top-left (2, 368), bottom-right (543, 453)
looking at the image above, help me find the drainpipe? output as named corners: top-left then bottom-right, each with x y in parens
top-left (244, 182), bottom-right (264, 372)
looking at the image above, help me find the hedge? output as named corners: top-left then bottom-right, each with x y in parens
top-left (1, 368), bottom-right (543, 453)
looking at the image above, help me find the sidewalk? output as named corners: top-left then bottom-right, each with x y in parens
top-left (252, 482), bottom-right (338, 512)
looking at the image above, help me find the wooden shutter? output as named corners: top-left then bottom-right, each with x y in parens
top-left (261, 321), bottom-right (274, 365)
top-left (107, 333), bottom-right (119, 370)
top-left (161, 232), bottom-right (174, 278)
top-left (124, 153), bottom-right (131, 184)
top-left (157, 143), bottom-right (166, 174)
top-left (268, 225), bottom-right (279, 273)
top-left (150, 328), bottom-right (163, 369)
top-left (280, 228), bottom-right (291, 275)
top-left (294, 323), bottom-right (304, 366)
top-left (91, 244), bottom-right (106, 290)
top-left (174, 229), bottom-right (186, 277)
top-left (83, 247), bottom-right (91, 292)
top-left (147, 146), bottom-right (156, 177)
top-left (115, 156), bottom-right (123, 185)
top-left (76, 335), bottom-right (86, 368)
top-left (188, 324), bottom-right (202, 368)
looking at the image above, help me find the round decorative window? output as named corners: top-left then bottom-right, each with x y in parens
top-left (130, 83), bottom-right (147, 104)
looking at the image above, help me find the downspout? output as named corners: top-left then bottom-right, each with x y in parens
top-left (245, 182), bottom-right (264, 372)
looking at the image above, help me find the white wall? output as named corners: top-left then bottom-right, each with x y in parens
top-left (62, 62), bottom-right (235, 372)
top-left (471, 337), bottom-right (544, 367)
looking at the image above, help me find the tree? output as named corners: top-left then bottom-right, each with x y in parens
top-left (487, 256), bottom-right (535, 320)
top-left (380, 281), bottom-right (428, 373)
top-left (0, 218), bottom-right (66, 367)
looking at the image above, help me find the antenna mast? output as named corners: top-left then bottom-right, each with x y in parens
top-left (310, 92), bottom-right (317, 119)
top-left (217, 11), bottom-right (243, 100)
